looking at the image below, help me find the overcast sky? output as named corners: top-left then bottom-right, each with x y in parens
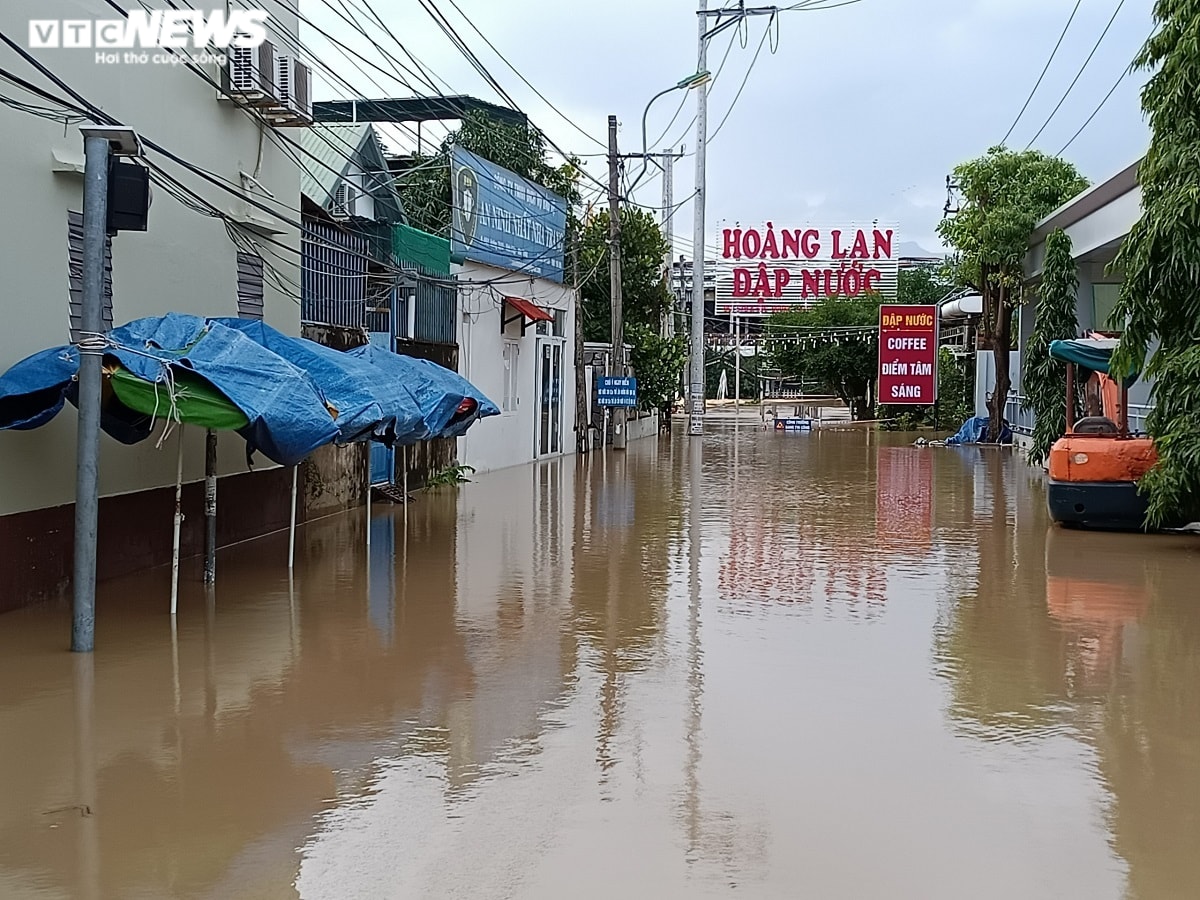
top-left (304, 0), bottom-right (1154, 255)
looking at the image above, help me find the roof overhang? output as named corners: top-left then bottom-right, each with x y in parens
top-left (1025, 157), bottom-right (1143, 282)
top-left (313, 96), bottom-right (528, 128)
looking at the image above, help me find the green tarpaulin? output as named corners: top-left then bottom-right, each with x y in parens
top-left (1048, 338), bottom-right (1140, 387)
top-left (108, 366), bottom-right (249, 431)
top-left (393, 223), bottom-right (451, 275)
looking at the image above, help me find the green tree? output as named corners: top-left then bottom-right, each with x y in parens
top-left (628, 324), bottom-right (687, 415)
top-left (897, 265), bottom-right (954, 305)
top-left (938, 148), bottom-right (1088, 444)
top-left (767, 294), bottom-right (882, 420)
top-left (578, 208), bottom-right (673, 340)
top-left (1023, 230), bottom-right (1080, 466)
top-left (578, 208), bottom-right (682, 414)
top-left (1110, 6), bottom-right (1200, 526)
top-left (395, 111), bottom-right (581, 236)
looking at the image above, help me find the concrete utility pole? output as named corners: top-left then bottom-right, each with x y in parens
top-left (71, 133), bottom-right (110, 653)
top-left (689, 0), bottom-right (709, 437)
top-left (661, 150), bottom-right (675, 339)
top-left (690, 1), bottom-right (781, 437)
top-left (608, 114), bottom-right (627, 450)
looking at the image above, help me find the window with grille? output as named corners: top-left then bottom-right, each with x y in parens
top-left (236, 251), bottom-right (265, 319)
top-left (67, 210), bottom-right (114, 343)
top-left (502, 340), bottom-right (520, 413)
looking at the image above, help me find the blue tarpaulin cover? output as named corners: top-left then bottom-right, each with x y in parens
top-left (212, 318), bottom-right (426, 446)
top-left (0, 314), bottom-right (340, 465)
top-left (945, 415), bottom-right (1013, 446)
top-left (1, 313), bottom-right (499, 464)
top-left (346, 343), bottom-right (500, 440)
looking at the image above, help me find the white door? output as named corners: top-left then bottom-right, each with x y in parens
top-left (535, 337), bottom-right (565, 458)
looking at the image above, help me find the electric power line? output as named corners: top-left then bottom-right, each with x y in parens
top-left (1001, 0), bottom-right (1082, 145)
top-left (1026, 0), bottom-right (1129, 150)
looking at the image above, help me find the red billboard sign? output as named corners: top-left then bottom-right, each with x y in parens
top-left (878, 305), bottom-right (938, 405)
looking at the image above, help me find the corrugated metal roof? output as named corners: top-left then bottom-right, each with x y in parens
top-left (299, 123), bottom-right (375, 207)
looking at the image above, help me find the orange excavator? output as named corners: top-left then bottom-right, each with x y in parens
top-left (1046, 336), bottom-right (1158, 531)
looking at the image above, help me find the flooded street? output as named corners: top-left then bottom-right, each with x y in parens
top-left (2, 424), bottom-right (1200, 899)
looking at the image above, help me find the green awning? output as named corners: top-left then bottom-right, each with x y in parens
top-left (108, 366), bottom-right (249, 431)
top-left (1048, 338), bottom-right (1139, 387)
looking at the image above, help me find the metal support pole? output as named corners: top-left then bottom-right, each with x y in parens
top-left (203, 429), bottom-right (217, 584)
top-left (288, 465), bottom-right (298, 569)
top-left (169, 426), bottom-right (185, 617)
top-left (1065, 363), bottom-right (1076, 434)
top-left (734, 315), bottom-right (741, 415)
top-left (608, 115), bottom-right (628, 451)
top-left (365, 453), bottom-right (372, 548)
top-left (689, 0), bottom-right (709, 437)
top-left (71, 135), bottom-right (110, 652)
top-left (402, 445), bottom-right (409, 529)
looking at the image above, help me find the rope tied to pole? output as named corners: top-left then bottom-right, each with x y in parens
top-left (73, 331), bottom-right (109, 356)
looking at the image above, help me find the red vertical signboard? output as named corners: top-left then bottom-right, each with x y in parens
top-left (878, 305), bottom-right (939, 405)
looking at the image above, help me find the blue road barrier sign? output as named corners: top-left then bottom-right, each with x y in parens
top-left (597, 376), bottom-right (637, 408)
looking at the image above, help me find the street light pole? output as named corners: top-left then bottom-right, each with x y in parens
top-left (689, 0), bottom-right (709, 437)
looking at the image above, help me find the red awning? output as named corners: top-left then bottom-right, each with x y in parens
top-left (504, 296), bottom-right (554, 323)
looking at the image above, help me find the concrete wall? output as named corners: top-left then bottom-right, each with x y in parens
top-left (0, 0), bottom-right (303, 519)
top-left (0, 1), bottom-right (304, 604)
top-left (455, 261), bottom-right (576, 475)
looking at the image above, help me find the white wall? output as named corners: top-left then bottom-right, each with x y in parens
top-left (455, 261), bottom-right (577, 475)
top-left (0, 0), bottom-right (302, 517)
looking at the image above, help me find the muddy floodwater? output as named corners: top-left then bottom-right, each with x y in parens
top-left (2, 425), bottom-right (1200, 899)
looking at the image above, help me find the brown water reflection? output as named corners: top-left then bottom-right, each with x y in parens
top-left (0, 426), bottom-right (1198, 898)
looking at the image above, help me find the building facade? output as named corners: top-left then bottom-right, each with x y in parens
top-left (0, 1), bottom-right (305, 608)
top-left (455, 262), bottom-right (576, 475)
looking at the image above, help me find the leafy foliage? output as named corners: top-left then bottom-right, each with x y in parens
top-left (707, 343), bottom-right (765, 400)
top-left (767, 294), bottom-right (883, 420)
top-left (579, 208), bottom-right (673, 341)
top-left (1023, 230), bottom-right (1080, 466)
top-left (938, 147), bottom-right (1088, 442)
top-left (395, 111), bottom-right (581, 237)
top-left (628, 324), bottom-right (688, 413)
top-left (896, 265), bottom-right (955, 305)
top-left (425, 464), bottom-right (476, 488)
top-left (1110, 5), bottom-right (1200, 525)
top-left (579, 208), bottom-right (681, 412)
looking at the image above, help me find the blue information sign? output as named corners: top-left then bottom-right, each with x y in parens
top-left (597, 376), bottom-right (638, 408)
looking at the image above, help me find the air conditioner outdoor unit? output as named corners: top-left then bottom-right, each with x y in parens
top-left (274, 56), bottom-right (313, 125)
top-left (222, 39), bottom-right (279, 106)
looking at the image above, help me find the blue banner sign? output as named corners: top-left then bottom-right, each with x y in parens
top-left (450, 147), bottom-right (567, 283)
top-left (597, 376), bottom-right (638, 408)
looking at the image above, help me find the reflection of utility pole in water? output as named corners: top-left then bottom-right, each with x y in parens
top-left (598, 450), bottom-right (624, 777)
top-left (73, 654), bottom-right (99, 900)
top-left (683, 435), bottom-right (704, 855)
